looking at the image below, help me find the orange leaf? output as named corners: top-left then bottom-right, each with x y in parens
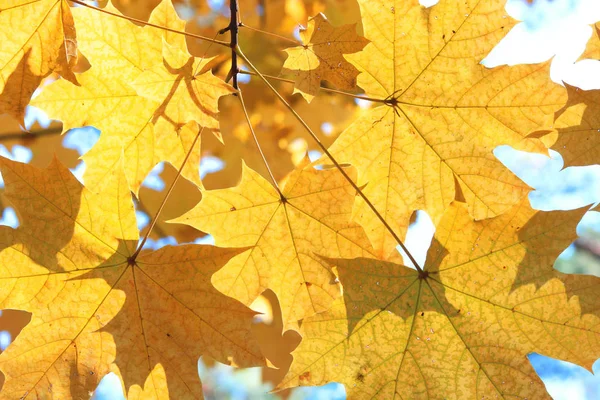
top-left (281, 13), bottom-right (368, 102)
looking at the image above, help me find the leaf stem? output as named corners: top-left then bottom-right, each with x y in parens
top-left (237, 89), bottom-right (284, 197)
top-left (236, 46), bottom-right (424, 273)
top-left (135, 198), bottom-right (169, 239)
top-left (239, 23), bottom-right (302, 45)
top-left (237, 70), bottom-right (388, 104)
top-left (130, 126), bottom-right (204, 261)
top-left (70, 0), bottom-right (230, 48)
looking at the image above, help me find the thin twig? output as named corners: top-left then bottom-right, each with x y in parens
top-left (135, 198), bottom-right (169, 239)
top-left (236, 47), bottom-right (424, 274)
top-left (237, 89), bottom-right (283, 197)
top-left (130, 127), bottom-right (205, 261)
top-left (237, 70), bottom-right (388, 104)
top-left (239, 23), bottom-right (302, 45)
top-left (71, 0), bottom-right (230, 48)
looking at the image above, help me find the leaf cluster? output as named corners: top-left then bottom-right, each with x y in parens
top-left (0, 0), bottom-right (599, 399)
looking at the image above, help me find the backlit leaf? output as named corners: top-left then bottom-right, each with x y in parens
top-left (280, 200), bottom-right (600, 399)
top-left (281, 13), bottom-right (368, 102)
top-left (327, 0), bottom-right (567, 256)
top-left (173, 162), bottom-right (380, 327)
top-left (0, 0), bottom-right (77, 121)
top-left (0, 157), bottom-right (264, 398)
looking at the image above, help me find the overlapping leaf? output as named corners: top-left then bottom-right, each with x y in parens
top-left (173, 162), bottom-right (382, 327)
top-left (326, 0), bottom-right (567, 257)
top-left (132, 40), bottom-right (235, 140)
top-left (280, 199), bottom-right (600, 399)
top-left (30, 0), bottom-right (219, 194)
top-left (0, 157), bottom-right (264, 399)
top-left (281, 13), bottom-right (368, 102)
top-left (0, 0), bottom-right (77, 121)
top-left (0, 0), bottom-right (594, 399)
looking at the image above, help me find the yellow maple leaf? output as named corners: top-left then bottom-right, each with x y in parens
top-left (325, 0), bottom-right (567, 257)
top-left (0, 0), bottom-right (77, 121)
top-left (172, 162), bottom-right (382, 327)
top-left (279, 199), bottom-right (600, 399)
top-left (546, 83), bottom-right (600, 166)
top-left (545, 25), bottom-right (600, 166)
top-left (0, 156), bottom-right (264, 398)
top-left (281, 13), bottom-right (368, 102)
top-left (30, 0), bottom-right (204, 194)
top-left (132, 39), bottom-right (236, 140)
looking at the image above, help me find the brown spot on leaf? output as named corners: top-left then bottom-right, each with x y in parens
top-left (299, 371), bottom-right (311, 383)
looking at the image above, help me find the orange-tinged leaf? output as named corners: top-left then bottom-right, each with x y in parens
top-left (281, 13), bottom-right (368, 102)
top-left (327, 0), bottom-right (567, 256)
top-left (132, 39), bottom-right (236, 140)
top-left (0, 0), bottom-right (77, 121)
top-left (547, 83), bottom-right (600, 167)
top-left (0, 157), bottom-right (264, 398)
top-left (547, 26), bottom-right (600, 167)
top-left (280, 200), bottom-right (600, 399)
top-left (173, 162), bottom-right (378, 327)
top-left (30, 0), bottom-right (203, 194)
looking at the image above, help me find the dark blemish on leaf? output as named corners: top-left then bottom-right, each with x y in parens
top-left (420, 312), bottom-right (425, 316)
top-left (442, 34), bottom-right (446, 39)
top-left (230, 206), bottom-right (236, 211)
top-left (167, 333), bottom-right (171, 337)
top-left (356, 363), bottom-right (369, 383)
top-left (305, 282), bottom-right (312, 287)
top-left (299, 371), bottom-right (311, 383)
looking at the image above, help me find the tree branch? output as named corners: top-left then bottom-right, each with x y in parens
top-left (0, 126), bottom-right (63, 142)
top-left (225, 0), bottom-right (240, 90)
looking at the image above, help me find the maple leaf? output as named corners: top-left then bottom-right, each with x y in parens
top-left (0, 156), bottom-right (264, 398)
top-left (0, 0), bottom-right (77, 121)
top-left (173, 161), bottom-right (383, 327)
top-left (30, 0), bottom-right (207, 194)
top-left (545, 25), bottom-right (600, 166)
top-left (202, 93), bottom-right (359, 190)
top-left (132, 39), bottom-right (236, 140)
top-left (281, 13), bottom-right (368, 102)
top-left (0, 0), bottom-right (595, 398)
top-left (325, 0), bottom-right (567, 257)
top-left (548, 83), bottom-right (600, 166)
top-left (279, 199), bottom-right (600, 399)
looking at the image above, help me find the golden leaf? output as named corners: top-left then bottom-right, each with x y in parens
top-left (327, 0), bottom-right (567, 256)
top-left (0, 0), bottom-right (77, 121)
top-left (173, 162), bottom-right (379, 327)
top-left (132, 39), bottom-right (236, 140)
top-left (279, 200), bottom-right (600, 399)
top-left (30, 0), bottom-right (203, 194)
top-left (0, 157), bottom-right (264, 398)
top-left (548, 25), bottom-right (600, 166)
top-left (281, 13), bottom-right (368, 102)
